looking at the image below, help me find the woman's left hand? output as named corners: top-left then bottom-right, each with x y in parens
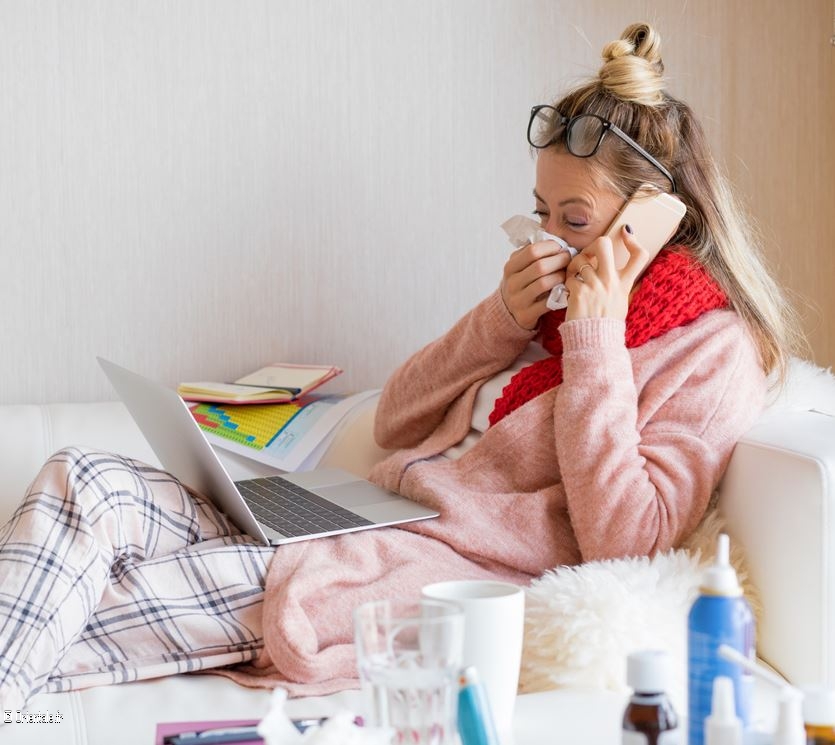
top-left (563, 225), bottom-right (650, 321)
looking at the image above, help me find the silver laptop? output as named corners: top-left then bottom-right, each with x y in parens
top-left (98, 357), bottom-right (438, 545)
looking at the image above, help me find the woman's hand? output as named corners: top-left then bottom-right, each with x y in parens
top-left (563, 226), bottom-right (649, 321)
top-left (500, 240), bottom-right (573, 330)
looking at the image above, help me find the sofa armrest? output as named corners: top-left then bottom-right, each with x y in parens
top-left (0, 403), bottom-right (160, 524)
top-left (719, 409), bottom-right (835, 686)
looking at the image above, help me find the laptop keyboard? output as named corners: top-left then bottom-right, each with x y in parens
top-left (235, 476), bottom-right (373, 538)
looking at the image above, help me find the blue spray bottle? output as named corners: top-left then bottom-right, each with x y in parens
top-left (687, 533), bottom-right (755, 745)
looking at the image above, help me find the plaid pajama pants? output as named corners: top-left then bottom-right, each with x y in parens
top-left (0, 447), bottom-right (274, 710)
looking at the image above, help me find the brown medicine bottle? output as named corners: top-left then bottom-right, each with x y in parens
top-left (622, 650), bottom-right (680, 745)
top-left (803, 686), bottom-right (835, 744)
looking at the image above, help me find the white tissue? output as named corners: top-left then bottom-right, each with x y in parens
top-left (500, 215), bottom-right (579, 310)
top-left (257, 690), bottom-right (305, 744)
top-left (257, 689), bottom-right (393, 745)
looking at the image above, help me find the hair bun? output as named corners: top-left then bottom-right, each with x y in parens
top-left (599, 23), bottom-right (666, 106)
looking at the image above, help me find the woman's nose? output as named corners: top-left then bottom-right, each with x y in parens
top-left (543, 218), bottom-right (562, 238)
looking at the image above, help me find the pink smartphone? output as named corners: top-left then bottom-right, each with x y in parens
top-left (604, 187), bottom-right (687, 271)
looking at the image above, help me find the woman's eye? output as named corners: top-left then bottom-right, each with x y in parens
top-left (531, 209), bottom-right (588, 229)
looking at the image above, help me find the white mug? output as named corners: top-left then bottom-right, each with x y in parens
top-left (421, 579), bottom-right (525, 735)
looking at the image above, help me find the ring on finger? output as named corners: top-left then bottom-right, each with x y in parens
top-left (574, 263), bottom-right (594, 281)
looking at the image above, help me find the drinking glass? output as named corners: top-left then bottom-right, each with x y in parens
top-left (353, 598), bottom-right (464, 744)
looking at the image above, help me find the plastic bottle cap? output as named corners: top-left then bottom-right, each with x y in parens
top-left (774, 689), bottom-right (806, 745)
top-left (802, 685), bottom-right (835, 726)
top-left (627, 650), bottom-right (670, 693)
top-left (701, 533), bottom-right (742, 596)
top-left (705, 676), bottom-right (742, 745)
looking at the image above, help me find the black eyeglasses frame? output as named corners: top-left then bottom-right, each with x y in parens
top-left (527, 105), bottom-right (677, 193)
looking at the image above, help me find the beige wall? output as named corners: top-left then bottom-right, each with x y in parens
top-left (722, 0), bottom-right (835, 368)
top-left (0, 1), bottom-right (832, 405)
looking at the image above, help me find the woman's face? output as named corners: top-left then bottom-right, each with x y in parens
top-left (533, 148), bottom-right (624, 250)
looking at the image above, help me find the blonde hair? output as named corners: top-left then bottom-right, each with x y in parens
top-left (539, 22), bottom-right (804, 379)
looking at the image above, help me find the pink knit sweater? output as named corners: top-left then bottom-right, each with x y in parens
top-left (228, 288), bottom-right (765, 694)
top-left (369, 288), bottom-right (766, 564)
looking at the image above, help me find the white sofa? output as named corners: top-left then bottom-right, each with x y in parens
top-left (1, 380), bottom-right (835, 744)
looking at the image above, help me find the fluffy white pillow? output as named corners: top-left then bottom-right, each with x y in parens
top-left (520, 508), bottom-right (760, 715)
top-left (521, 546), bottom-right (704, 713)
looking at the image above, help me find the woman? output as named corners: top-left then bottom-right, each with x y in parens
top-left (366, 22), bottom-right (798, 566)
top-left (0, 23), bottom-right (800, 711)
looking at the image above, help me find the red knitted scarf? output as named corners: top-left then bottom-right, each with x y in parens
top-left (488, 248), bottom-right (728, 427)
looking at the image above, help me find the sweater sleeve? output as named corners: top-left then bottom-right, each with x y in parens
top-left (374, 289), bottom-right (537, 450)
top-left (552, 311), bottom-right (765, 562)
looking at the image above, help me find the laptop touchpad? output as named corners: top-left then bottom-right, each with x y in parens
top-left (318, 481), bottom-right (396, 507)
